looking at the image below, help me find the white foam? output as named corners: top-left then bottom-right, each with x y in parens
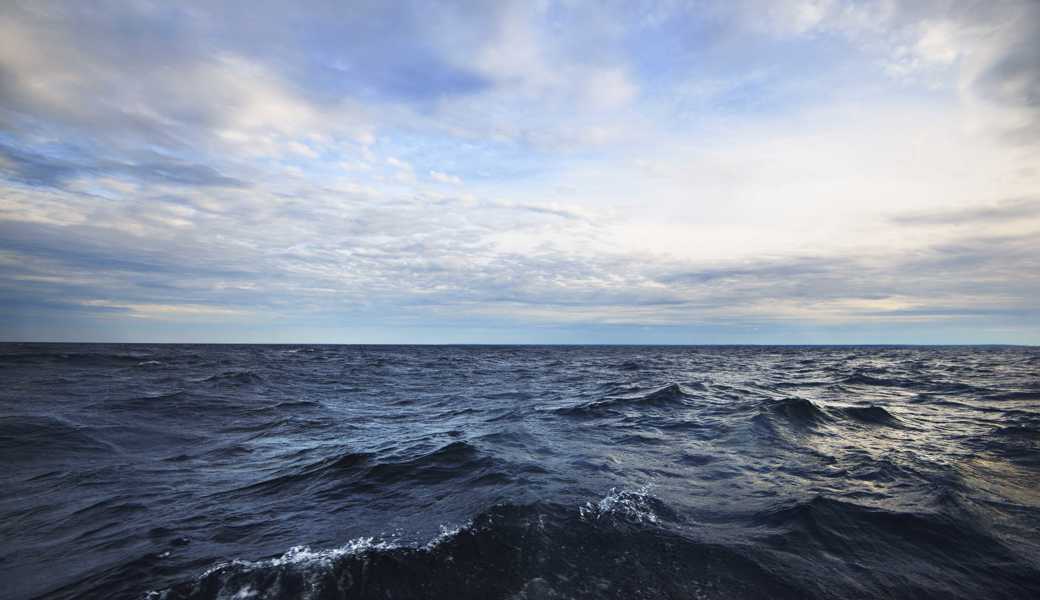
top-left (181, 538), bottom-right (399, 600)
top-left (231, 586), bottom-right (258, 599)
top-left (188, 521), bottom-right (471, 594)
top-left (579, 484), bottom-right (659, 524)
top-left (199, 537), bottom-right (395, 580)
top-left (424, 522), bottom-right (469, 550)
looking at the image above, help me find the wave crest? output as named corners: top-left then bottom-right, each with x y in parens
top-left (579, 485), bottom-right (663, 524)
top-left (153, 498), bottom-right (797, 600)
top-left (555, 383), bottom-right (697, 416)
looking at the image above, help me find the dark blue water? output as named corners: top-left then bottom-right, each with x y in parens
top-left (2, 344), bottom-right (1039, 599)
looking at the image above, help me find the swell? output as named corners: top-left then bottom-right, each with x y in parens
top-left (554, 382), bottom-right (698, 416)
top-left (153, 496), bottom-right (802, 600)
top-left (5, 344), bottom-right (1040, 600)
top-left (0, 415), bottom-right (118, 459)
top-left (229, 441), bottom-right (503, 498)
top-left (197, 370), bottom-right (265, 386)
top-left (0, 349), bottom-right (152, 367)
top-left (836, 405), bottom-right (905, 427)
top-left (985, 391), bottom-right (1040, 402)
top-left (977, 423), bottom-right (1040, 466)
top-left (764, 397), bottom-right (831, 425)
top-left (841, 372), bottom-right (916, 388)
top-left (759, 398), bottom-right (904, 429)
top-left (153, 492), bottom-right (1040, 600)
top-left (752, 495), bottom-right (1040, 598)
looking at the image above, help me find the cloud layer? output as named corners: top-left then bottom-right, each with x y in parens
top-left (1, 0), bottom-right (1038, 343)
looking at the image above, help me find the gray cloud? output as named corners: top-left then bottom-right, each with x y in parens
top-left (968, 1), bottom-right (1040, 144)
top-left (0, 1), bottom-right (501, 139)
top-left (0, 143), bottom-right (79, 187)
top-left (0, 143), bottom-right (244, 188)
top-left (890, 198), bottom-right (1040, 226)
top-left (656, 257), bottom-right (844, 286)
top-left (2, 198), bottom-right (1037, 333)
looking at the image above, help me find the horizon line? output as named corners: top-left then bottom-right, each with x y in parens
top-left (0, 341), bottom-right (1034, 348)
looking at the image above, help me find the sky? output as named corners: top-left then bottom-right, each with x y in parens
top-left (0, 0), bottom-right (1038, 344)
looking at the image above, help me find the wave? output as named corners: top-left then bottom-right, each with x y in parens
top-left (246, 400), bottom-right (323, 415)
top-left (231, 441), bottom-right (502, 499)
top-left (92, 390), bottom-right (189, 412)
top-left (0, 415), bottom-right (117, 459)
top-left (643, 382), bottom-right (700, 402)
top-left (365, 441), bottom-right (492, 484)
top-left (554, 383), bottom-right (697, 416)
top-left (198, 370), bottom-right (266, 386)
top-left (983, 425), bottom-right (1040, 466)
top-left (151, 494), bottom-right (800, 600)
top-left (759, 399), bottom-right (910, 432)
top-left (578, 485), bottom-right (675, 525)
top-left (841, 372), bottom-right (910, 387)
top-left (992, 425), bottom-right (1040, 439)
top-left (984, 391), bottom-right (1040, 402)
top-left (837, 405), bottom-right (904, 427)
top-left (774, 379), bottom-right (832, 388)
top-left (764, 397), bottom-right (830, 425)
top-left (752, 496), bottom-right (1040, 598)
top-left (0, 349), bottom-right (152, 367)
top-left (226, 449), bottom-right (374, 495)
top-left (845, 456), bottom-right (927, 484)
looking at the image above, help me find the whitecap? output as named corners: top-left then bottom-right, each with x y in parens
top-left (174, 522), bottom-right (472, 599)
top-left (579, 484), bottom-right (659, 524)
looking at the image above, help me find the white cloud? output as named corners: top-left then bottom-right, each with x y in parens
top-left (386, 157), bottom-right (412, 171)
top-left (430, 170), bottom-right (462, 185)
top-left (82, 300), bottom-right (251, 319)
top-left (914, 20), bottom-right (961, 65)
top-left (583, 68), bottom-right (638, 110)
top-left (287, 141), bottom-right (320, 159)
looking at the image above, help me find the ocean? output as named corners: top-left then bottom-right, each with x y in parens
top-left (2, 343), bottom-right (1039, 599)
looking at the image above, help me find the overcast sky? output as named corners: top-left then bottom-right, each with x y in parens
top-left (1, 0), bottom-right (1038, 343)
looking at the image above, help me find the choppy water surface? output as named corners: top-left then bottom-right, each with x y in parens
top-left (2, 344), bottom-right (1039, 599)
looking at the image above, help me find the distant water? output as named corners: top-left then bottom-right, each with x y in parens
top-left (2, 344), bottom-right (1040, 599)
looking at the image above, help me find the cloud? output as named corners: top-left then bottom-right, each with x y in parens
top-left (2, 176), bottom-right (1035, 335)
top-left (968, 1), bottom-right (1040, 143)
top-left (495, 202), bottom-right (586, 221)
top-left (386, 157), bottom-right (412, 171)
top-left (891, 198), bottom-right (1040, 226)
top-left (81, 300), bottom-right (251, 319)
top-left (0, 143), bottom-right (243, 188)
top-left (0, 1), bottom-right (1037, 342)
top-left (813, 1), bottom-right (1039, 144)
top-left (430, 170), bottom-right (462, 185)
top-left (0, 143), bottom-right (80, 187)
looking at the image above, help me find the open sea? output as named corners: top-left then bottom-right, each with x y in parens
top-left (2, 343), bottom-right (1039, 599)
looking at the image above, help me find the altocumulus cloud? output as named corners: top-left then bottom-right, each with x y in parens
top-left (0, 0), bottom-right (1038, 343)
